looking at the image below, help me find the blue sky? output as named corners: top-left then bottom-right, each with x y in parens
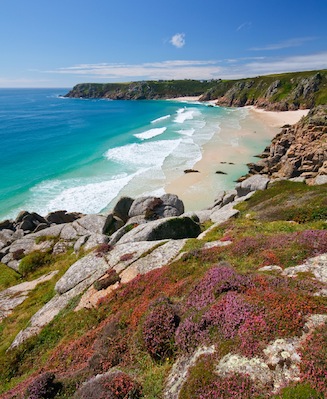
top-left (1, 0), bottom-right (327, 87)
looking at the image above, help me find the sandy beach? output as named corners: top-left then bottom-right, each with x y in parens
top-left (165, 105), bottom-right (309, 211)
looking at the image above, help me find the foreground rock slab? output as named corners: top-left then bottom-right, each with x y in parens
top-left (0, 271), bottom-right (58, 322)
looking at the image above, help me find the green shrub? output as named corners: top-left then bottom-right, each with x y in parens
top-left (19, 250), bottom-right (52, 276)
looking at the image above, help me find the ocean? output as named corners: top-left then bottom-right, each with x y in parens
top-left (0, 89), bottom-right (274, 220)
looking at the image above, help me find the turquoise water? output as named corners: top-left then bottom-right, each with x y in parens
top-left (1, 89), bottom-right (244, 220)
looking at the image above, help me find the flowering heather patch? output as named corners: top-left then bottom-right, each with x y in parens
top-left (26, 372), bottom-right (58, 399)
top-left (185, 263), bottom-right (251, 311)
top-left (300, 323), bottom-right (327, 396)
top-left (247, 276), bottom-right (324, 340)
top-left (142, 297), bottom-right (179, 360)
top-left (197, 373), bottom-right (263, 399)
top-left (106, 372), bottom-right (142, 399)
top-left (74, 371), bottom-right (141, 399)
top-left (175, 314), bottom-right (207, 353)
top-left (297, 229), bottom-right (327, 256)
top-left (203, 292), bottom-right (257, 340)
top-left (238, 314), bottom-right (268, 357)
top-left (229, 235), bottom-right (263, 258)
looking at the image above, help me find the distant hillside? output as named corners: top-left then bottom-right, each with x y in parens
top-left (64, 79), bottom-right (217, 100)
top-left (65, 70), bottom-right (327, 110)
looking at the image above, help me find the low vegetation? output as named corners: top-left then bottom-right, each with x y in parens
top-left (0, 181), bottom-right (327, 398)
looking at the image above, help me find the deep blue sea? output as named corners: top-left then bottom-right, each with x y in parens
top-left (0, 89), bottom-right (271, 220)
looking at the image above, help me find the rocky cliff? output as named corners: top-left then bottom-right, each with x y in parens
top-left (64, 80), bottom-right (217, 100)
top-left (246, 105), bottom-right (327, 183)
top-left (65, 70), bottom-right (327, 110)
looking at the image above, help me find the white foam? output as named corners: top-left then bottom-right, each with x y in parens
top-left (177, 128), bottom-right (195, 137)
top-left (151, 115), bottom-right (171, 124)
top-left (134, 127), bottom-right (167, 140)
top-left (174, 108), bottom-right (201, 123)
top-left (28, 173), bottom-right (138, 215)
top-left (105, 139), bottom-right (181, 168)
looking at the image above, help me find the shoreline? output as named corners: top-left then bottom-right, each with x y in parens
top-left (164, 104), bottom-right (309, 211)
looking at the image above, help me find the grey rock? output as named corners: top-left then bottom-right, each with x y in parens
top-left (0, 230), bottom-right (15, 247)
top-left (33, 223), bottom-right (49, 233)
top-left (164, 346), bottom-right (216, 399)
top-left (72, 214), bottom-right (107, 235)
top-left (33, 224), bottom-right (65, 238)
top-left (282, 254), bottom-right (327, 284)
top-left (128, 194), bottom-right (184, 219)
top-left (0, 219), bottom-right (14, 231)
top-left (120, 239), bottom-right (187, 284)
top-left (55, 253), bottom-right (109, 295)
top-left (52, 241), bottom-right (72, 255)
top-left (0, 271), bottom-right (58, 322)
top-left (7, 260), bottom-right (20, 272)
top-left (314, 175), bottom-right (327, 185)
top-left (182, 210), bottom-right (211, 223)
top-left (46, 210), bottom-right (81, 224)
top-left (102, 213), bottom-right (125, 235)
top-left (60, 224), bottom-right (79, 240)
top-left (10, 275), bottom-right (96, 349)
top-left (158, 193), bottom-right (184, 216)
top-left (235, 175), bottom-right (270, 197)
top-left (210, 203), bottom-right (240, 224)
top-left (8, 237), bottom-right (35, 255)
top-left (221, 189), bottom-right (237, 206)
top-left (83, 233), bottom-right (109, 251)
top-left (18, 218), bottom-right (35, 232)
top-left (15, 211), bottom-right (30, 224)
top-left (12, 228), bottom-right (25, 240)
top-left (117, 216), bottom-right (201, 244)
top-left (108, 240), bottom-right (165, 273)
top-left (128, 196), bottom-right (159, 218)
top-left (74, 235), bottom-right (89, 253)
top-left (211, 190), bottom-right (226, 209)
top-left (113, 196), bottom-right (134, 223)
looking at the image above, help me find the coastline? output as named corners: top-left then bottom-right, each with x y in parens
top-left (165, 105), bottom-right (309, 211)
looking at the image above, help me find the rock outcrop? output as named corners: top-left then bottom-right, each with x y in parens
top-left (246, 105), bottom-right (327, 182)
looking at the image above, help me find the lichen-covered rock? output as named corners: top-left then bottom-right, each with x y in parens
top-left (164, 346), bottom-right (216, 399)
top-left (128, 194), bottom-right (184, 220)
top-left (235, 175), bottom-right (270, 197)
top-left (55, 253), bottom-right (109, 295)
top-left (117, 216), bottom-right (200, 244)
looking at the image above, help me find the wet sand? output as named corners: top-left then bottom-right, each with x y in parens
top-left (165, 106), bottom-right (308, 211)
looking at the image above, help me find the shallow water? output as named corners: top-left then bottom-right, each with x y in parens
top-left (0, 89), bottom-right (272, 219)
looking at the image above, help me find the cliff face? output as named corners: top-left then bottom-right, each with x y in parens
top-left (200, 70), bottom-right (327, 110)
top-left (64, 80), bottom-right (217, 100)
top-left (65, 70), bottom-right (327, 111)
top-left (247, 105), bottom-right (327, 182)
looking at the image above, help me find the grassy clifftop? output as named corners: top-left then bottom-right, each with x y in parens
top-left (64, 79), bottom-right (217, 100)
top-left (65, 70), bottom-right (327, 110)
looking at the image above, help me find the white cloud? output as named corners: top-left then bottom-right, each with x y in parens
top-left (170, 33), bottom-right (185, 48)
top-left (49, 60), bottom-right (221, 80)
top-left (250, 37), bottom-right (316, 51)
top-left (236, 22), bottom-right (252, 32)
top-left (44, 52), bottom-right (327, 83)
